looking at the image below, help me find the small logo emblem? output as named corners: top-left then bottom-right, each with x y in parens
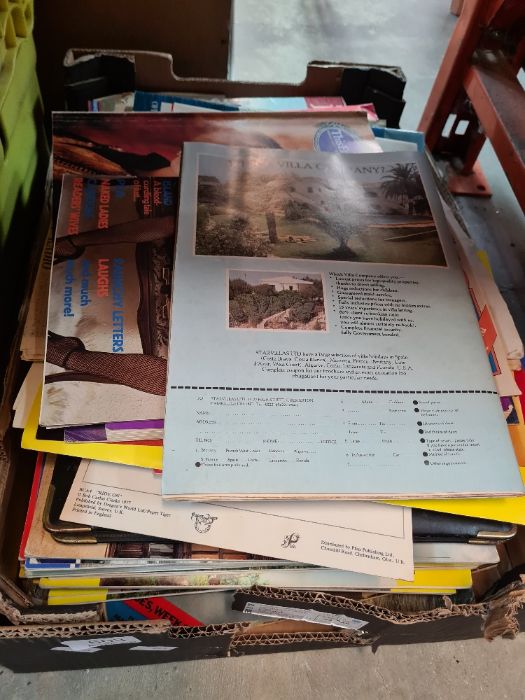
top-left (281, 532), bottom-right (300, 548)
top-left (191, 512), bottom-right (217, 534)
top-left (314, 122), bottom-right (359, 153)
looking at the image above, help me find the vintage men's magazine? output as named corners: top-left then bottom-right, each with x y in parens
top-left (162, 144), bottom-right (523, 500)
top-left (41, 176), bottom-right (177, 427)
top-left (52, 111), bottom-right (381, 190)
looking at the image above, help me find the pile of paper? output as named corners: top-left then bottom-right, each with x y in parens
top-left (14, 96), bottom-right (525, 625)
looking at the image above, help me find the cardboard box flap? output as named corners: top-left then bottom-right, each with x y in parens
top-left (235, 619), bottom-right (336, 635)
top-left (0, 591), bottom-right (523, 671)
top-left (0, 592), bottom-right (100, 626)
top-left (483, 582), bottom-right (525, 640)
top-left (0, 620), bottom-right (370, 672)
top-left (0, 619), bottom-right (170, 639)
top-left (230, 630), bottom-right (370, 656)
top-left (233, 586), bottom-right (485, 626)
top-left (233, 589), bottom-right (389, 640)
top-left (0, 620), bottom-right (233, 673)
top-left (233, 585), bottom-right (525, 645)
top-left (64, 49), bottom-right (406, 124)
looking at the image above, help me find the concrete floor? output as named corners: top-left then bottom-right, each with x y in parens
top-left (3, 635), bottom-right (525, 699)
top-left (4, 0), bottom-right (525, 696)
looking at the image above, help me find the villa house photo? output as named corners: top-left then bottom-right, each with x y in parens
top-left (259, 275), bottom-right (314, 292)
top-left (228, 270), bottom-right (327, 331)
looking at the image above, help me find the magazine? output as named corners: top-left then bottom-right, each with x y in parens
top-left (52, 111), bottom-right (381, 189)
top-left (132, 92), bottom-right (376, 116)
top-left (23, 455), bottom-right (295, 570)
top-left (41, 176), bottom-right (177, 427)
top-left (162, 143), bottom-right (523, 500)
top-left (60, 458), bottom-right (414, 579)
top-left (20, 227), bottom-right (53, 361)
top-left (34, 568), bottom-right (470, 592)
top-left (63, 420), bottom-right (164, 443)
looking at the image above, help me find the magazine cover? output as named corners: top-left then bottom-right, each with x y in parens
top-left (52, 111), bottom-right (381, 189)
top-left (162, 144), bottom-right (523, 500)
top-left (41, 176), bottom-right (177, 427)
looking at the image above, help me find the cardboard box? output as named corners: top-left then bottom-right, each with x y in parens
top-left (1, 580), bottom-right (525, 672)
top-left (33, 0), bottom-right (233, 112)
top-left (0, 617), bottom-right (373, 673)
top-left (1, 53), bottom-right (524, 673)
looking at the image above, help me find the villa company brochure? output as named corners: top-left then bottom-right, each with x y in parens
top-left (162, 144), bottom-right (522, 500)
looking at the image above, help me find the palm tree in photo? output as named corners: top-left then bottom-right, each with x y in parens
top-left (380, 162), bottom-right (431, 216)
top-left (380, 163), bottom-right (416, 210)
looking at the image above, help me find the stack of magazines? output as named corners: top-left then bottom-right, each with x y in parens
top-left (13, 99), bottom-right (525, 626)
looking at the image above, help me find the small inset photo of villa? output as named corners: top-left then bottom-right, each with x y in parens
top-left (228, 271), bottom-right (327, 331)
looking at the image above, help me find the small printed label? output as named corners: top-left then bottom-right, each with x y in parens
top-left (51, 647), bottom-right (102, 654)
top-left (51, 635), bottom-right (140, 653)
top-left (243, 602), bottom-right (369, 631)
top-left (130, 646), bottom-right (178, 652)
top-left (124, 597), bottom-right (203, 626)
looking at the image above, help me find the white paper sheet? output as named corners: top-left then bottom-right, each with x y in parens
top-left (12, 362), bottom-right (43, 429)
top-left (61, 459), bottom-right (414, 580)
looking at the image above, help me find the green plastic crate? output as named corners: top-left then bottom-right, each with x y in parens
top-left (0, 0), bottom-right (34, 80)
top-left (0, 20), bottom-right (47, 377)
top-left (0, 34), bottom-right (46, 245)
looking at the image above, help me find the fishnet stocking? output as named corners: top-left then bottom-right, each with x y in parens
top-left (65, 350), bottom-right (167, 395)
